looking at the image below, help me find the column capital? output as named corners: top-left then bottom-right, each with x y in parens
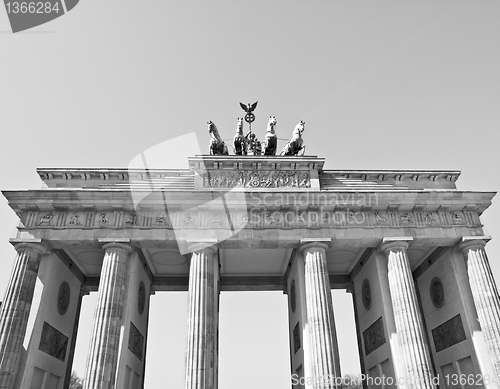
top-left (379, 237), bottom-right (413, 253)
top-left (186, 239), bottom-right (218, 254)
top-left (300, 238), bottom-right (331, 253)
top-left (101, 242), bottom-right (133, 255)
top-left (80, 286), bottom-right (90, 297)
top-left (458, 236), bottom-right (491, 252)
top-left (13, 242), bottom-right (47, 256)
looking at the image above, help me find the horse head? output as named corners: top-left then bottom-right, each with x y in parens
top-left (267, 116), bottom-right (277, 134)
top-left (293, 121), bottom-right (305, 137)
top-left (207, 120), bottom-right (216, 133)
top-left (236, 118), bottom-right (244, 135)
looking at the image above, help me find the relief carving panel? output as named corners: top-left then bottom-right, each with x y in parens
top-left (39, 322), bottom-right (68, 362)
top-left (430, 277), bottom-right (445, 308)
top-left (432, 314), bottom-right (466, 352)
top-left (203, 170), bottom-right (310, 188)
top-left (363, 317), bottom-right (386, 356)
top-left (293, 322), bottom-right (301, 354)
top-left (57, 282), bottom-right (71, 315)
top-left (128, 322), bottom-right (145, 361)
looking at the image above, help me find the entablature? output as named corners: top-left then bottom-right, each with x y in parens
top-left (3, 188), bottom-right (494, 215)
top-left (36, 156), bottom-right (461, 191)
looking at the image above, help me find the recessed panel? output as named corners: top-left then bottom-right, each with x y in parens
top-left (326, 248), bottom-right (361, 274)
top-left (220, 248), bottom-right (290, 276)
top-left (66, 248), bottom-right (104, 276)
top-left (144, 248), bottom-right (189, 275)
top-left (407, 247), bottom-right (434, 270)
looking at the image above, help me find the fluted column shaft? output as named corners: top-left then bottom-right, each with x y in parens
top-left (381, 239), bottom-right (435, 389)
top-left (302, 242), bottom-right (340, 388)
top-left (0, 243), bottom-right (46, 389)
top-left (185, 245), bottom-right (219, 389)
top-left (83, 243), bottom-right (132, 389)
top-left (460, 239), bottom-right (500, 382)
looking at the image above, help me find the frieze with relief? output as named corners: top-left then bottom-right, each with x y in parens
top-left (202, 170), bottom-right (311, 188)
top-left (24, 209), bottom-right (479, 230)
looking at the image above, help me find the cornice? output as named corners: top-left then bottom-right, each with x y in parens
top-left (2, 188), bottom-right (495, 213)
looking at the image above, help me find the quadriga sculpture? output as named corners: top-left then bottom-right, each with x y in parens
top-left (262, 116), bottom-right (278, 156)
top-left (280, 121), bottom-right (305, 156)
top-left (233, 118), bottom-right (247, 155)
top-left (208, 121), bottom-right (229, 156)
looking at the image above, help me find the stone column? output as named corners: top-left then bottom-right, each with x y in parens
top-left (459, 238), bottom-right (500, 382)
top-left (185, 244), bottom-right (219, 389)
top-left (83, 243), bottom-right (132, 389)
top-left (380, 238), bottom-right (435, 389)
top-left (0, 243), bottom-right (46, 389)
top-left (301, 240), bottom-right (341, 387)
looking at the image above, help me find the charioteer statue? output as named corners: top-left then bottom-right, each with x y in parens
top-left (246, 131), bottom-right (262, 156)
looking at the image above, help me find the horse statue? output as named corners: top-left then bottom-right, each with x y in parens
top-left (280, 121), bottom-right (305, 156)
top-left (208, 121), bottom-right (228, 155)
top-left (262, 116), bottom-right (278, 156)
top-left (233, 118), bottom-right (247, 155)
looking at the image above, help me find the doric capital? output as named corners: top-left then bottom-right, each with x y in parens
top-left (14, 242), bottom-right (47, 257)
top-left (458, 236), bottom-right (491, 252)
top-left (379, 237), bottom-right (413, 253)
top-left (186, 239), bottom-right (218, 254)
top-left (300, 238), bottom-right (331, 253)
top-left (80, 286), bottom-right (90, 297)
top-left (102, 242), bottom-right (133, 256)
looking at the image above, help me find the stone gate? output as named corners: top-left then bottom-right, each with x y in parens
top-left (0, 155), bottom-right (499, 389)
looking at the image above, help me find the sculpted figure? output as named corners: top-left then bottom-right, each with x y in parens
top-left (246, 132), bottom-right (262, 155)
top-left (280, 120), bottom-right (305, 156)
top-left (233, 118), bottom-right (247, 155)
top-left (262, 116), bottom-right (278, 156)
top-left (208, 121), bottom-right (229, 155)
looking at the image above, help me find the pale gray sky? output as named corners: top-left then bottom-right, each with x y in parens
top-left (1, 1), bottom-right (499, 388)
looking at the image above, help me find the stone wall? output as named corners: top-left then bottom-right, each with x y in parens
top-left (13, 252), bottom-right (82, 389)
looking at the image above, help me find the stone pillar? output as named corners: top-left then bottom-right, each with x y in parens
top-left (0, 243), bottom-right (46, 389)
top-left (185, 244), bottom-right (219, 389)
top-left (301, 240), bottom-right (341, 387)
top-left (83, 243), bottom-right (133, 389)
top-left (380, 238), bottom-right (435, 389)
top-left (459, 238), bottom-right (500, 382)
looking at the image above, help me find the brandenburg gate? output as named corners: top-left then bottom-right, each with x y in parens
top-left (0, 153), bottom-right (499, 389)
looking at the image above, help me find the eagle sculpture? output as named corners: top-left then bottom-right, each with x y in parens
top-left (239, 101), bottom-right (258, 114)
